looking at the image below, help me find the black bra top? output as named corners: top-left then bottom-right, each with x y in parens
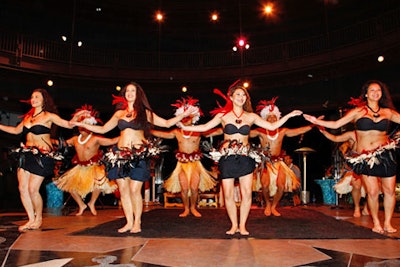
top-left (223, 123), bottom-right (250, 135)
top-left (355, 117), bottom-right (389, 132)
top-left (23, 125), bottom-right (51, 135)
top-left (118, 119), bottom-right (142, 131)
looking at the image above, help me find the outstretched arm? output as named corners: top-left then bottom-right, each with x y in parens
top-left (0, 120), bottom-right (24, 135)
top-left (150, 106), bottom-right (197, 128)
top-left (303, 108), bottom-right (360, 129)
top-left (320, 129), bottom-right (355, 143)
top-left (72, 112), bottom-right (120, 134)
top-left (97, 136), bottom-right (120, 147)
top-left (180, 115), bottom-right (222, 132)
top-left (203, 127), bottom-right (223, 138)
top-left (285, 115), bottom-right (324, 137)
top-left (253, 110), bottom-right (303, 130)
top-left (151, 129), bottom-right (176, 139)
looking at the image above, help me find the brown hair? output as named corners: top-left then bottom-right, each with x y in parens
top-left (227, 84), bottom-right (253, 112)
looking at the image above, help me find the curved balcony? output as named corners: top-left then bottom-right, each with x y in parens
top-left (0, 8), bottom-right (399, 116)
top-left (0, 8), bottom-right (399, 82)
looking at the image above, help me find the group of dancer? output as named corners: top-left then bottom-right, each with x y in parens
top-left (0, 79), bottom-right (398, 235)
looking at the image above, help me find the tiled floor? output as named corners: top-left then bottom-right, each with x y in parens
top-left (1, 202), bottom-right (400, 267)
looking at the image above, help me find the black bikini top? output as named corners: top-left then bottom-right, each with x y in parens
top-left (355, 117), bottom-right (389, 132)
top-left (118, 119), bottom-right (142, 131)
top-left (223, 123), bottom-right (250, 135)
top-left (23, 125), bottom-right (51, 135)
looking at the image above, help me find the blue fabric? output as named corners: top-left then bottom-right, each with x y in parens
top-left (107, 159), bottom-right (150, 182)
top-left (315, 179), bottom-right (336, 205)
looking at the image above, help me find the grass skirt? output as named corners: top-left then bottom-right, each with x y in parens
top-left (254, 161), bottom-right (300, 196)
top-left (164, 161), bottom-right (216, 195)
top-left (55, 164), bottom-right (117, 198)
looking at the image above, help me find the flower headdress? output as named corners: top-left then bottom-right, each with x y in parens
top-left (72, 104), bottom-right (102, 125)
top-left (209, 80), bottom-right (242, 116)
top-left (256, 97), bottom-right (281, 119)
top-left (171, 96), bottom-right (203, 124)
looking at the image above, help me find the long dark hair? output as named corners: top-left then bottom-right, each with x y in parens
top-left (360, 80), bottom-right (395, 109)
top-left (118, 82), bottom-right (154, 137)
top-left (33, 88), bottom-right (58, 114)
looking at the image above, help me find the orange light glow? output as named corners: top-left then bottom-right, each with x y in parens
top-left (210, 12), bottom-right (219, 22)
top-left (263, 4), bottom-right (274, 15)
top-left (155, 11), bottom-right (163, 22)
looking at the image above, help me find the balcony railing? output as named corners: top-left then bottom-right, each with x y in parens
top-left (0, 8), bottom-right (399, 75)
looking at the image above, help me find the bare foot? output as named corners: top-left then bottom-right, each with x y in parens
top-left (353, 208), bottom-right (361, 218)
top-left (18, 222), bottom-right (33, 232)
top-left (87, 202), bottom-right (97, 216)
top-left (239, 227), bottom-right (249, 236)
top-left (130, 223), bottom-right (141, 234)
top-left (190, 208), bottom-right (202, 217)
top-left (361, 208), bottom-right (369, 216)
top-left (226, 227), bottom-right (238, 235)
top-left (118, 224), bottom-right (133, 233)
top-left (264, 207), bottom-right (271, 216)
top-left (130, 227), bottom-right (141, 234)
top-left (372, 227), bottom-right (384, 234)
top-left (75, 204), bottom-right (87, 216)
top-left (271, 209), bottom-right (281, 217)
top-left (179, 210), bottom-right (190, 217)
top-left (29, 220), bottom-right (42, 230)
top-left (384, 226), bottom-right (397, 233)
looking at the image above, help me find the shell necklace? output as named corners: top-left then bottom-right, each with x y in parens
top-left (181, 129), bottom-right (193, 139)
top-left (266, 130), bottom-right (279, 141)
top-left (78, 133), bottom-right (92, 145)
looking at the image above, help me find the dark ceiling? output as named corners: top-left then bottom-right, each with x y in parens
top-left (1, 0), bottom-right (398, 52)
top-left (1, 0), bottom-right (400, 120)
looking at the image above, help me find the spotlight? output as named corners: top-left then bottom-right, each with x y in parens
top-left (377, 55), bottom-right (384, 62)
top-left (182, 86), bottom-right (187, 93)
top-left (47, 80), bottom-right (54, 87)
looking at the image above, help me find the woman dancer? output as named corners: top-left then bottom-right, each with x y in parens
top-left (73, 82), bottom-right (195, 233)
top-left (180, 81), bottom-right (302, 235)
top-left (304, 80), bottom-right (399, 233)
top-left (0, 88), bottom-right (80, 231)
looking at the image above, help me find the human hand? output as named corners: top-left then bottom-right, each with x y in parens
top-left (303, 114), bottom-right (317, 123)
top-left (71, 110), bottom-right (91, 122)
top-left (70, 121), bottom-right (82, 127)
top-left (290, 110), bottom-right (303, 117)
top-left (182, 106), bottom-right (198, 117)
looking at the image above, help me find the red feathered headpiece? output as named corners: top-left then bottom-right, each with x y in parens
top-left (19, 99), bottom-right (34, 119)
top-left (112, 94), bottom-right (128, 110)
top-left (171, 96), bottom-right (203, 124)
top-left (72, 104), bottom-right (103, 125)
top-left (209, 80), bottom-right (243, 116)
top-left (256, 97), bottom-right (281, 119)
